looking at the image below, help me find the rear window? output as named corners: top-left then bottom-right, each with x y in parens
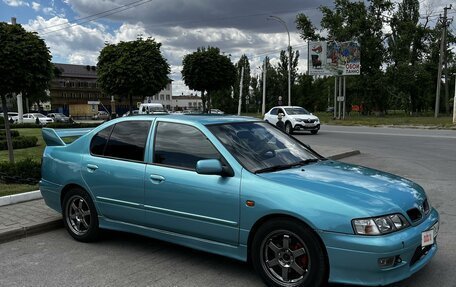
top-left (90, 121), bottom-right (151, 162)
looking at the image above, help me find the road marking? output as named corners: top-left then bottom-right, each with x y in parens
top-left (321, 130), bottom-right (456, 139)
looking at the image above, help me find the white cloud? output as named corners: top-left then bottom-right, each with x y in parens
top-left (31, 1), bottom-right (40, 11)
top-left (3, 0), bottom-right (29, 7)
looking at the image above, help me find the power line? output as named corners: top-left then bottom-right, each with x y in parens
top-left (35, 0), bottom-right (152, 32)
top-left (40, 0), bottom-right (154, 36)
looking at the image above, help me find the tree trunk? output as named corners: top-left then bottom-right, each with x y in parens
top-left (201, 90), bottom-right (207, 113)
top-left (129, 94), bottom-right (133, 113)
top-left (207, 91), bottom-right (211, 113)
top-left (1, 95), bottom-right (15, 163)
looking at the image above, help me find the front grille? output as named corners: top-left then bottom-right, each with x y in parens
top-left (407, 208), bottom-right (422, 222)
top-left (303, 119), bottom-right (316, 123)
top-left (410, 245), bottom-right (432, 266)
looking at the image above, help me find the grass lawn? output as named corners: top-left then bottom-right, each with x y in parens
top-left (0, 183), bottom-right (38, 197)
top-left (1, 128), bottom-right (44, 196)
top-left (0, 128), bottom-right (45, 162)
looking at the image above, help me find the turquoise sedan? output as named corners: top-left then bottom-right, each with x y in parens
top-left (40, 115), bottom-right (439, 287)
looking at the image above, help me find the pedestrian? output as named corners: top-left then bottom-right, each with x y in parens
top-left (276, 112), bottom-right (285, 131)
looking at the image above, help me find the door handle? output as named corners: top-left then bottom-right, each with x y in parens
top-left (87, 164), bottom-right (98, 172)
top-left (149, 174), bottom-right (165, 184)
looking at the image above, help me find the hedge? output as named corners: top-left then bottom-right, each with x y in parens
top-left (0, 158), bottom-right (41, 185)
top-left (0, 136), bottom-right (38, 150)
top-left (0, 129), bottom-right (20, 139)
top-left (11, 122), bottom-right (101, 129)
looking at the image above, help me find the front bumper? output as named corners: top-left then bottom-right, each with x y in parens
top-left (319, 208), bottom-right (439, 286)
top-left (294, 123), bottom-right (320, 131)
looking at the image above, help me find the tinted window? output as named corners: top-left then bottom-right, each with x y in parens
top-left (90, 125), bottom-right (114, 156)
top-left (270, 108), bottom-right (278, 115)
top-left (154, 122), bottom-right (220, 169)
top-left (103, 121), bottom-right (151, 161)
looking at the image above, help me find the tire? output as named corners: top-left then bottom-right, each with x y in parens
top-left (62, 187), bottom-right (100, 242)
top-left (252, 219), bottom-right (327, 287)
top-left (310, 130), bottom-right (318, 135)
top-left (285, 122), bottom-right (293, 134)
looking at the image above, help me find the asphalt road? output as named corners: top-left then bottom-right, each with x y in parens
top-left (1, 125), bottom-right (455, 287)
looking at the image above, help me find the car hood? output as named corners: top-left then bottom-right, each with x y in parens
top-left (257, 160), bottom-right (426, 216)
top-left (288, 114), bottom-right (319, 121)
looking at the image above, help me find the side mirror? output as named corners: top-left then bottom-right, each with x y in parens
top-left (196, 159), bottom-right (223, 175)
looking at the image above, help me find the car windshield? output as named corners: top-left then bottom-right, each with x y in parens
top-left (284, 107), bottom-right (310, 115)
top-left (33, 113), bottom-right (45, 118)
top-left (208, 122), bottom-right (318, 173)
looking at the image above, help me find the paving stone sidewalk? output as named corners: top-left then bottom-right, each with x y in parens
top-left (0, 145), bottom-right (359, 244)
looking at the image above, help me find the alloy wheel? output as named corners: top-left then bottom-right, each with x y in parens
top-left (260, 230), bottom-right (311, 286)
top-left (66, 195), bottom-right (91, 236)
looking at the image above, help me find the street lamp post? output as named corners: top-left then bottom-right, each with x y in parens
top-left (268, 15), bottom-right (291, 106)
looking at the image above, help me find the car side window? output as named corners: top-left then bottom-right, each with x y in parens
top-left (90, 125), bottom-right (114, 156)
top-left (154, 122), bottom-right (220, 170)
top-left (104, 121), bottom-right (152, 162)
top-left (270, 108), bottom-right (278, 115)
top-left (277, 109), bottom-right (284, 115)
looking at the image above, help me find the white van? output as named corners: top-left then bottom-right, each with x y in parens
top-left (138, 103), bottom-right (168, 115)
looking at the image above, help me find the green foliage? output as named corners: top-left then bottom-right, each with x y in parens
top-left (182, 46), bottom-right (236, 112)
top-left (0, 158), bottom-right (41, 184)
top-left (0, 136), bottom-right (38, 150)
top-left (46, 122), bottom-right (100, 129)
top-left (0, 129), bottom-right (20, 139)
top-left (0, 22), bottom-right (53, 101)
top-left (97, 37), bottom-right (170, 111)
top-left (232, 55), bottom-right (251, 113)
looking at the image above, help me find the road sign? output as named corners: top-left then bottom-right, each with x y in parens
top-left (337, 96), bottom-right (345, 101)
top-left (88, 101), bottom-right (100, 105)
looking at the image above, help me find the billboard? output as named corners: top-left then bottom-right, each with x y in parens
top-left (308, 41), bottom-right (361, 76)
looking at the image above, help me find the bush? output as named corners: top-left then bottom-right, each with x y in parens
top-left (47, 122), bottom-right (100, 129)
top-left (11, 122), bottom-right (101, 129)
top-left (0, 136), bottom-right (38, 150)
top-left (0, 158), bottom-right (41, 185)
top-left (0, 116), bottom-right (4, 125)
top-left (10, 123), bottom-right (41, 129)
top-left (0, 129), bottom-right (20, 139)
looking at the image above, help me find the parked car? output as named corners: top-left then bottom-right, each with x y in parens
top-left (22, 113), bottom-right (54, 125)
top-left (40, 115), bottom-right (438, 287)
top-left (48, 113), bottom-right (70, 123)
top-left (210, 109), bottom-right (224, 114)
top-left (138, 103), bottom-right (168, 115)
top-left (264, 106), bottom-right (320, 134)
top-left (122, 110), bottom-right (139, 117)
top-left (0, 112), bottom-right (19, 123)
top-left (92, 111), bottom-right (110, 120)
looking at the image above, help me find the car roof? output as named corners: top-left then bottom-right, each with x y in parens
top-left (110, 114), bottom-right (259, 126)
top-left (271, 106), bottom-right (304, 109)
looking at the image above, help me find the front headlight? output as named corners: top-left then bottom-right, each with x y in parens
top-left (295, 118), bottom-right (303, 122)
top-left (352, 214), bottom-right (409, 235)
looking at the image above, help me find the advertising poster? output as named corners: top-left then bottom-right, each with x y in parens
top-left (308, 41), bottom-right (361, 76)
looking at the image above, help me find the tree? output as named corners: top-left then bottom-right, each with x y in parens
top-left (97, 37), bottom-right (170, 113)
top-left (276, 47), bottom-right (300, 104)
top-left (233, 55), bottom-right (251, 113)
top-left (182, 47), bottom-right (236, 112)
top-left (0, 22), bottom-right (53, 163)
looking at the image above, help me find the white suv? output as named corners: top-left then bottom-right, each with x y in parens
top-left (264, 106), bottom-right (320, 134)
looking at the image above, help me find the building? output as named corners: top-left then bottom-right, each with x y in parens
top-left (171, 94), bottom-right (203, 111)
top-left (50, 63), bottom-right (171, 119)
top-left (144, 82), bottom-right (173, 110)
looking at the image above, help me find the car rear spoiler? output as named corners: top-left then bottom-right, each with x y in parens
top-left (42, 128), bottom-right (94, 146)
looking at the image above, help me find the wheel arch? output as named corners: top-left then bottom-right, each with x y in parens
top-left (246, 213), bottom-right (329, 274)
top-left (60, 183), bottom-right (93, 206)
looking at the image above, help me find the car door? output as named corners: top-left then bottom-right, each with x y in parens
top-left (267, 108), bottom-right (280, 125)
top-left (22, 114), bottom-right (32, 124)
top-left (81, 120), bottom-right (152, 225)
top-left (144, 121), bottom-right (240, 245)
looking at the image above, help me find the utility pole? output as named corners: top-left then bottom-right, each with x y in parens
top-left (453, 74), bottom-right (456, 124)
top-left (237, 66), bottom-right (244, 116)
top-left (434, 5), bottom-right (451, 118)
top-left (262, 58), bottom-right (267, 115)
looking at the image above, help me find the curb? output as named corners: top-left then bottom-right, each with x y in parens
top-left (0, 217), bottom-right (63, 244)
top-left (328, 150), bottom-right (361, 160)
top-left (0, 190), bottom-right (42, 207)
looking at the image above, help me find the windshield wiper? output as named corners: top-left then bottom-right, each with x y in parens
top-left (254, 158), bottom-right (319, 174)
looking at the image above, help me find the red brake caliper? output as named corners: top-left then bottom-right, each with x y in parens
top-left (293, 243), bottom-right (308, 269)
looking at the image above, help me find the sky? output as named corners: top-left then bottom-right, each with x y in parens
top-left (1, 0), bottom-right (454, 96)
